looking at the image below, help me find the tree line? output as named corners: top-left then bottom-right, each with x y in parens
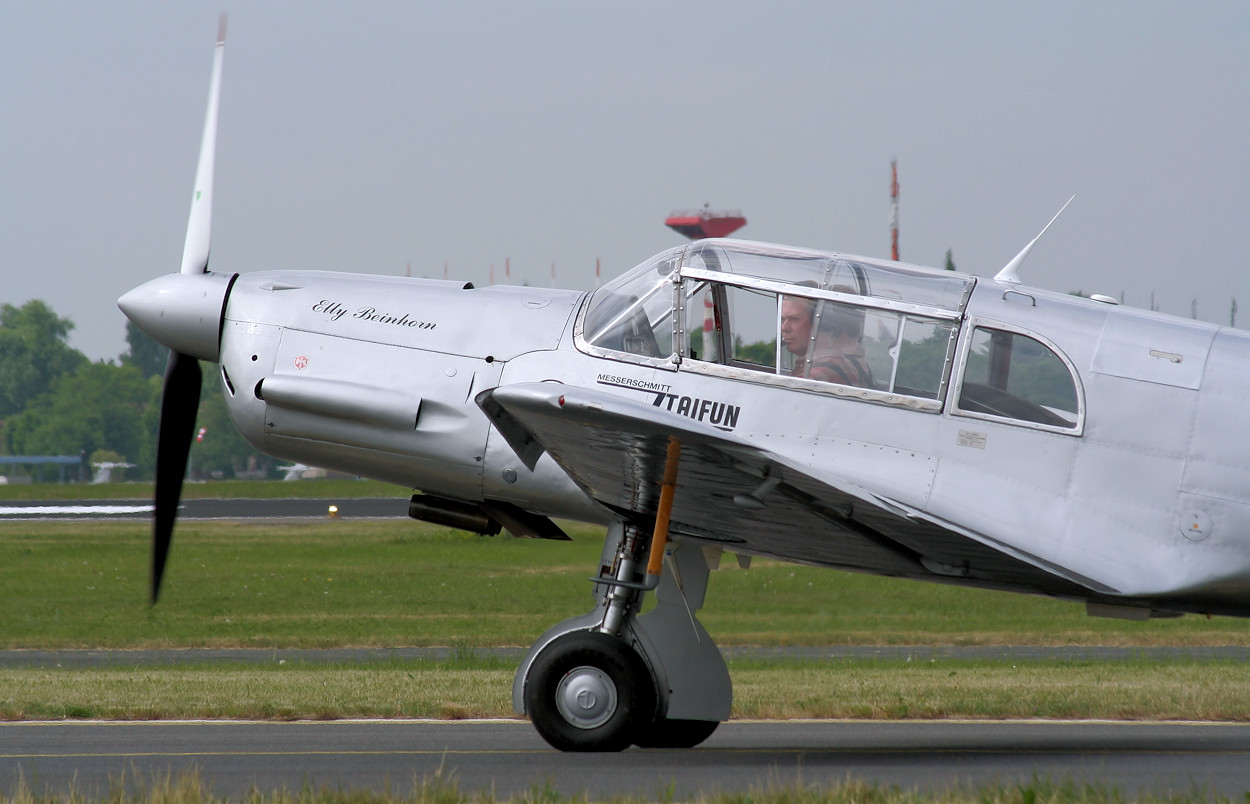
top-left (0, 300), bottom-right (273, 482)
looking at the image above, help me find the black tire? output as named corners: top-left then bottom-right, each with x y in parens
top-left (635, 717), bottom-right (720, 749)
top-left (524, 631), bottom-right (656, 752)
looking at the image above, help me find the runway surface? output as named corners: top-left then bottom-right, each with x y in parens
top-left (5, 720), bottom-right (1250, 799)
top-left (0, 497), bottom-right (408, 520)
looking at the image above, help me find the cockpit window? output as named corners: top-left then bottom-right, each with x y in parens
top-left (581, 248), bottom-right (679, 362)
top-left (955, 326), bottom-right (1080, 430)
top-left (686, 283), bottom-right (766, 372)
top-left (894, 318), bottom-right (960, 400)
top-left (685, 278), bottom-right (958, 404)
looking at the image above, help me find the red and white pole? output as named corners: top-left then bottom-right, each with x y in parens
top-left (890, 160), bottom-right (900, 262)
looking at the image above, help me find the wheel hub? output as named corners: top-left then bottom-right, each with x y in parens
top-left (554, 665), bottom-right (618, 729)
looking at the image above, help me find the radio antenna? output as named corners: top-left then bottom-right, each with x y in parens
top-left (995, 196), bottom-right (1074, 284)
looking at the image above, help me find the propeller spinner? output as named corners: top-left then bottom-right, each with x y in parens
top-left (118, 15), bottom-right (235, 603)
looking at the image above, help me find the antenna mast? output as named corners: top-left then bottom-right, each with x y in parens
top-left (890, 160), bottom-right (900, 261)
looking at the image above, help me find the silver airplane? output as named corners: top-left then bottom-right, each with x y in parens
top-left (120, 23), bottom-right (1250, 752)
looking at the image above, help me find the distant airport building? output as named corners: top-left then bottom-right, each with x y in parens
top-left (0, 455), bottom-right (86, 484)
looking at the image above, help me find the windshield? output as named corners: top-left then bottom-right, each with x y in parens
top-left (581, 247), bottom-right (682, 359)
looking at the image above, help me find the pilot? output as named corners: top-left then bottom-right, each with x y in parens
top-left (781, 288), bottom-right (875, 388)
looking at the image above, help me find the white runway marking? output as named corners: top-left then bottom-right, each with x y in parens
top-left (0, 504), bottom-right (153, 516)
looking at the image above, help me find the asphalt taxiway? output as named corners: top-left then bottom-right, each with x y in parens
top-left (0, 497), bottom-right (407, 520)
top-left (5, 720), bottom-right (1250, 799)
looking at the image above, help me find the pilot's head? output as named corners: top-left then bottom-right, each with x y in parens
top-left (782, 283), bottom-right (864, 353)
top-left (780, 280), bottom-right (819, 355)
top-left (780, 296), bottom-right (815, 355)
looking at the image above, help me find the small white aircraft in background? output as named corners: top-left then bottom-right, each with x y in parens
top-left (91, 461), bottom-right (135, 484)
top-left (121, 21), bottom-right (1250, 751)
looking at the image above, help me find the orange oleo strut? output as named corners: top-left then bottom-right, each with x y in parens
top-left (645, 436), bottom-right (682, 582)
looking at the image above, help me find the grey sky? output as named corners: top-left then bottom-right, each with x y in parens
top-left (5, 1), bottom-right (1250, 362)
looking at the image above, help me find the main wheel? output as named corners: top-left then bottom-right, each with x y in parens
top-left (634, 717), bottom-right (720, 749)
top-left (524, 631), bottom-right (656, 752)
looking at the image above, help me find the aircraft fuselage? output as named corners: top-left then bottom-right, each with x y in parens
top-left (210, 246), bottom-right (1250, 619)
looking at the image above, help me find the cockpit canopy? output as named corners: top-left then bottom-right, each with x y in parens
top-left (579, 240), bottom-right (975, 401)
top-left (578, 239), bottom-right (1081, 431)
top-left (583, 241), bottom-right (974, 346)
top-left (679, 240), bottom-right (974, 311)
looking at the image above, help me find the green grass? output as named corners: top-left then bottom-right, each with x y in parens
top-left (729, 656), bottom-right (1250, 720)
top-left (4, 657), bottom-right (1250, 722)
top-left (4, 520), bottom-right (594, 648)
top-left (0, 659), bottom-right (516, 721)
top-left (5, 518), bottom-right (1250, 650)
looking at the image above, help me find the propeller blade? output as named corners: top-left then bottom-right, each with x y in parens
top-left (180, 13), bottom-right (227, 276)
top-left (151, 349), bottom-right (202, 604)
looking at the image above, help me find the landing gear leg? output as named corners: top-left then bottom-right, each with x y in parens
top-left (518, 435), bottom-right (728, 751)
top-left (514, 522), bottom-right (731, 751)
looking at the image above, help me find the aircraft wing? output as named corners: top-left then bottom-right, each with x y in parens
top-left (478, 383), bottom-right (1108, 599)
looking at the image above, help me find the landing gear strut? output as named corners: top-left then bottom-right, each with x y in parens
top-left (514, 524), bottom-right (732, 751)
top-left (517, 439), bottom-right (731, 751)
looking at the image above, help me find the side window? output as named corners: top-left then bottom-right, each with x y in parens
top-left (784, 297), bottom-right (879, 388)
top-left (957, 327), bottom-right (1079, 429)
top-left (686, 283), bottom-right (778, 370)
top-left (685, 282), bottom-right (716, 362)
top-left (894, 318), bottom-right (958, 400)
top-left (727, 286), bottom-right (778, 370)
top-left (858, 306), bottom-right (899, 389)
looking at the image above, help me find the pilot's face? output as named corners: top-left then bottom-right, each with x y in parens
top-left (780, 298), bottom-right (813, 355)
